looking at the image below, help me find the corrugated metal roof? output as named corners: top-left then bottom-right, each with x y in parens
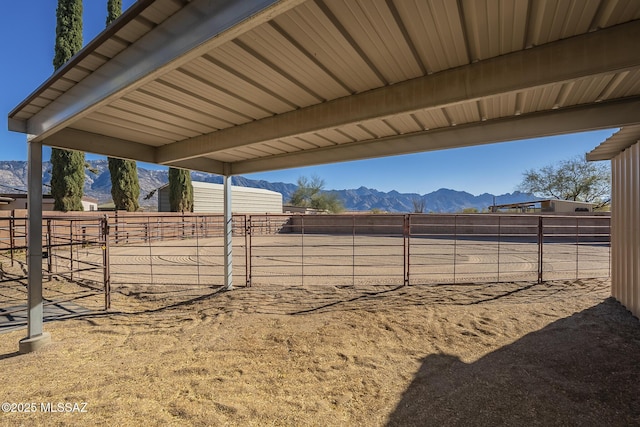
top-left (8, 0), bottom-right (640, 175)
top-left (587, 125), bottom-right (640, 160)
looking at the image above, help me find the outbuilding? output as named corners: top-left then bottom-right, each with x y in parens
top-left (158, 181), bottom-right (282, 214)
top-left (0, 193), bottom-right (98, 211)
top-left (491, 199), bottom-right (594, 213)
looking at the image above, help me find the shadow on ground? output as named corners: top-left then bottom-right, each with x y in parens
top-left (386, 298), bottom-right (640, 426)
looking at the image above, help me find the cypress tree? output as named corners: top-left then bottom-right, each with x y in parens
top-left (51, 0), bottom-right (85, 211)
top-left (168, 168), bottom-right (194, 212)
top-left (108, 158), bottom-right (140, 211)
top-left (106, 0), bottom-right (121, 25)
top-left (50, 149), bottom-right (85, 211)
top-left (105, 0), bottom-right (141, 212)
top-left (53, 0), bottom-right (82, 69)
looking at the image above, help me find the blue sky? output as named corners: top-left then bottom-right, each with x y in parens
top-left (1, 1), bottom-right (615, 196)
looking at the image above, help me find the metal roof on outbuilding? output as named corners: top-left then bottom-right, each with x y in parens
top-left (587, 125), bottom-right (640, 161)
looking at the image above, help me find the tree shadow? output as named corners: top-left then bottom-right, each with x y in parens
top-left (0, 286), bottom-right (231, 332)
top-left (386, 298), bottom-right (640, 427)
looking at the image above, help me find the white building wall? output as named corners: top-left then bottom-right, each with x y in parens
top-left (81, 199), bottom-right (98, 211)
top-left (158, 182), bottom-right (282, 213)
top-left (611, 141), bottom-right (640, 318)
top-left (550, 200), bottom-right (593, 213)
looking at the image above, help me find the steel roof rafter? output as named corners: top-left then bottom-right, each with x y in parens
top-left (154, 19), bottom-right (640, 165)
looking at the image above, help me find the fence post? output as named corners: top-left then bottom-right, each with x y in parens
top-left (46, 219), bottom-right (52, 280)
top-left (497, 215), bottom-right (501, 282)
top-left (9, 216), bottom-right (15, 267)
top-left (148, 215), bottom-right (154, 285)
top-left (181, 211), bottom-right (185, 239)
top-left (246, 215), bottom-right (251, 287)
top-left (301, 215), bottom-right (304, 286)
top-left (453, 215), bottom-right (458, 283)
top-left (102, 215), bottom-right (111, 310)
top-left (575, 217), bottom-right (579, 280)
top-left (195, 215), bottom-right (201, 286)
top-left (538, 216), bottom-right (544, 283)
top-left (70, 220), bottom-right (74, 282)
top-left (352, 215), bottom-right (356, 286)
top-left (114, 210), bottom-right (119, 244)
top-left (404, 214), bottom-right (410, 285)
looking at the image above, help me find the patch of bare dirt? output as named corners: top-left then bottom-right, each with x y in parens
top-left (1, 278), bottom-right (639, 426)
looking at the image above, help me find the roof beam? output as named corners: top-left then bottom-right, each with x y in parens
top-left (164, 158), bottom-right (226, 175)
top-left (42, 128), bottom-right (156, 163)
top-left (17, 0), bottom-right (304, 140)
top-left (155, 19), bottom-right (640, 164)
top-left (40, 128), bottom-right (227, 175)
top-left (230, 96), bottom-right (640, 174)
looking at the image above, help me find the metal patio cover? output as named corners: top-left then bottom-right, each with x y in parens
top-left (8, 0), bottom-right (640, 173)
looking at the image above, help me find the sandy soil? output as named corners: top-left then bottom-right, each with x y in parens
top-left (1, 278), bottom-right (639, 426)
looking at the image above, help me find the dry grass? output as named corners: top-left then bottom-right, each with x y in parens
top-left (1, 277), bottom-right (639, 426)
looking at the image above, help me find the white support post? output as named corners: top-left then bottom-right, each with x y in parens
top-left (223, 174), bottom-right (233, 290)
top-left (19, 140), bottom-right (51, 353)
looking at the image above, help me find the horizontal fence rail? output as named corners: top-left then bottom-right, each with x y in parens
top-left (0, 212), bottom-right (610, 311)
top-left (106, 213), bottom-right (248, 291)
top-left (0, 213), bottom-right (109, 313)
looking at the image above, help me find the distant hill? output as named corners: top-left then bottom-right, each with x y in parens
top-left (0, 160), bottom-right (535, 213)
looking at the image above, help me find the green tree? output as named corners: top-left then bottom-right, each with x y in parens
top-left (519, 155), bottom-right (610, 206)
top-left (105, 0), bottom-right (140, 211)
top-left (168, 168), bottom-right (194, 212)
top-left (460, 207), bottom-right (479, 213)
top-left (50, 149), bottom-right (85, 211)
top-left (106, 0), bottom-right (121, 25)
top-left (53, 0), bottom-right (83, 69)
top-left (51, 0), bottom-right (85, 211)
top-left (109, 158), bottom-right (140, 211)
top-left (289, 176), bottom-right (344, 213)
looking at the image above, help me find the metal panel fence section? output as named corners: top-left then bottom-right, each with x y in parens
top-left (540, 215), bottom-right (611, 281)
top-left (248, 214), bottom-right (407, 285)
top-left (0, 214), bottom-right (108, 313)
top-left (0, 212), bottom-right (611, 313)
top-left (246, 214), bottom-right (610, 286)
top-left (0, 214), bottom-right (26, 269)
top-left (106, 213), bottom-right (248, 296)
top-left (407, 215), bottom-right (541, 284)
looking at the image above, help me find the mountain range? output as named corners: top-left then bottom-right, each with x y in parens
top-left (0, 160), bottom-right (536, 213)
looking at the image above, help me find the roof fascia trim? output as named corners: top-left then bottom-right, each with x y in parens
top-left (21, 0), bottom-right (303, 141)
top-left (8, 0), bottom-right (156, 120)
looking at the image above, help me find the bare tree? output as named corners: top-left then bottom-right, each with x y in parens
top-left (519, 155), bottom-right (610, 206)
top-left (412, 197), bottom-right (426, 213)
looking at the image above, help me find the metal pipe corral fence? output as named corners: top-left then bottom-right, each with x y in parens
top-left (0, 212), bottom-right (610, 311)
